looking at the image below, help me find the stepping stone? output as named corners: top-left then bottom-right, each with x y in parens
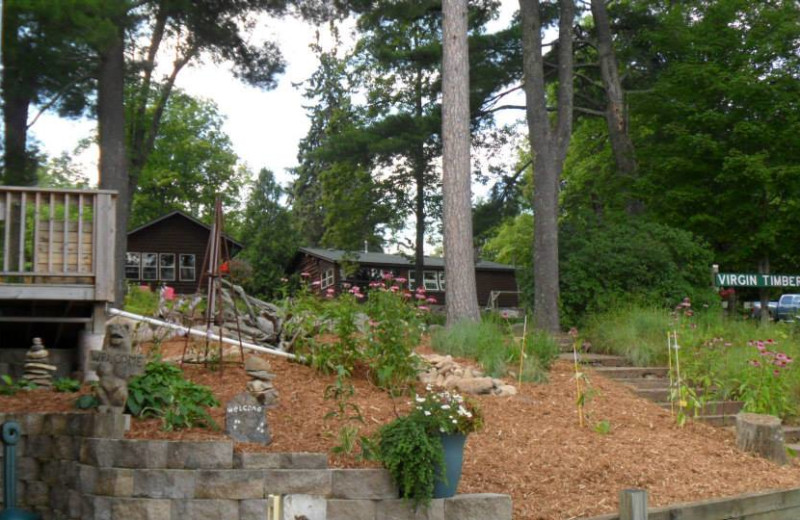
top-left (592, 366), bottom-right (669, 380)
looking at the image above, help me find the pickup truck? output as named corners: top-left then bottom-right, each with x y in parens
top-left (776, 294), bottom-right (800, 321)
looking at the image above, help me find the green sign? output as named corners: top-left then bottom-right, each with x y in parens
top-left (716, 272), bottom-right (800, 288)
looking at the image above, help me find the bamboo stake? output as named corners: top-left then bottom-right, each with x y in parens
top-left (517, 314), bottom-right (528, 386)
top-left (573, 334), bottom-right (584, 428)
top-left (667, 331), bottom-right (675, 416)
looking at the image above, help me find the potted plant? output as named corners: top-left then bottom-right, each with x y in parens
top-left (375, 386), bottom-right (483, 505)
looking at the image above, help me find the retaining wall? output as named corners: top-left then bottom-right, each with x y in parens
top-left (0, 412), bottom-right (511, 520)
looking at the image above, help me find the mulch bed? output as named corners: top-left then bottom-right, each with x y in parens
top-left (2, 338), bottom-right (800, 519)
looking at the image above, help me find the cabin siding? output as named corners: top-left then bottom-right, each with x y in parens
top-left (126, 213), bottom-right (239, 294)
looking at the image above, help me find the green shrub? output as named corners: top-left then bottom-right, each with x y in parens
top-left (513, 330), bottom-right (561, 383)
top-left (53, 378), bottom-right (81, 393)
top-left (430, 320), bottom-right (510, 377)
top-left (123, 284), bottom-right (160, 316)
top-left (127, 360), bottom-right (219, 431)
top-left (0, 375), bottom-right (36, 395)
top-left (583, 305), bottom-right (673, 366)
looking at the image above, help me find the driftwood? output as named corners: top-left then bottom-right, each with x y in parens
top-left (735, 412), bottom-right (787, 465)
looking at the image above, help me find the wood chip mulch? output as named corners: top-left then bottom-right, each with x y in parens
top-left (2, 339), bottom-right (800, 519)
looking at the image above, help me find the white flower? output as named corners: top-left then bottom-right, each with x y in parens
top-left (452, 419), bottom-right (458, 424)
top-left (441, 404), bottom-right (451, 410)
top-left (424, 411), bottom-right (431, 416)
top-left (415, 395), bottom-right (425, 403)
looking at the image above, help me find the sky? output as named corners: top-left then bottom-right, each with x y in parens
top-left (30, 2), bottom-right (523, 192)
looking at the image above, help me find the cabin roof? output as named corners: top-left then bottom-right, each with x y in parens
top-left (298, 247), bottom-right (515, 272)
top-left (128, 210), bottom-right (243, 249)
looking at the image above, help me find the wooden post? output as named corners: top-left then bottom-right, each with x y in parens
top-left (619, 489), bottom-right (647, 520)
top-left (736, 412), bottom-right (788, 465)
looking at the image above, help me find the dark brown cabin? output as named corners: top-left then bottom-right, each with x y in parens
top-left (126, 211), bottom-right (242, 294)
top-left (290, 247), bottom-right (519, 308)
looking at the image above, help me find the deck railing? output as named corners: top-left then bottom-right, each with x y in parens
top-left (0, 186), bottom-right (117, 302)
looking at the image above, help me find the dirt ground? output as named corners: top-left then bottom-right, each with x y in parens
top-left (3, 338), bottom-right (800, 519)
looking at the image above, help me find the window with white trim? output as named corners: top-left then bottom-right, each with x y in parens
top-left (159, 253), bottom-right (176, 281)
top-left (321, 268), bottom-right (335, 289)
top-left (125, 253), bottom-right (141, 280)
top-left (438, 271), bottom-right (446, 291)
top-left (423, 271), bottom-right (440, 291)
top-left (179, 254), bottom-right (196, 281)
top-left (142, 253), bottom-right (158, 281)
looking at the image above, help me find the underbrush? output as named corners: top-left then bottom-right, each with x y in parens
top-left (584, 304), bottom-right (800, 420)
top-left (430, 315), bottom-right (559, 382)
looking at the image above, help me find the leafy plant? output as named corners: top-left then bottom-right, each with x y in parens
top-left (75, 394), bottom-right (99, 410)
top-left (376, 414), bottom-right (444, 507)
top-left (0, 375), bottom-right (36, 395)
top-left (412, 387), bottom-right (483, 435)
top-left (53, 377), bottom-right (81, 393)
top-left (430, 319), bottom-right (510, 377)
top-left (127, 360), bottom-right (219, 431)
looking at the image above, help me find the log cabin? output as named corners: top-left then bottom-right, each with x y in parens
top-left (126, 210), bottom-right (242, 295)
top-left (290, 247), bottom-right (519, 308)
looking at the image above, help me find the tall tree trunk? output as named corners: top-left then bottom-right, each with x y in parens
top-left (519, 0), bottom-right (574, 333)
top-left (97, 28), bottom-right (128, 307)
top-left (590, 0), bottom-right (639, 213)
top-left (413, 66), bottom-right (426, 291)
top-left (442, 0), bottom-right (479, 324)
top-left (1, 3), bottom-right (37, 186)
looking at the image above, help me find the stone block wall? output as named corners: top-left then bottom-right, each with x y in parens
top-left (0, 412), bottom-right (512, 520)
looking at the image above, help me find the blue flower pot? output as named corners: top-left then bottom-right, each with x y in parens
top-left (433, 432), bottom-right (466, 498)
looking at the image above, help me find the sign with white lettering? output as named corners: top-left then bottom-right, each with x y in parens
top-left (715, 272), bottom-right (800, 288)
top-left (225, 392), bottom-right (271, 444)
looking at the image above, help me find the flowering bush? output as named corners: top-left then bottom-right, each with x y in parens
top-left (735, 339), bottom-right (795, 418)
top-left (412, 386), bottom-right (483, 435)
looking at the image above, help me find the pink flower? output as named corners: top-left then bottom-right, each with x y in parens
top-left (749, 360), bottom-right (761, 367)
top-left (416, 286), bottom-right (426, 293)
top-left (396, 277), bottom-right (407, 284)
top-left (301, 272), bottom-right (311, 278)
top-left (415, 293), bottom-right (426, 300)
top-left (369, 320), bottom-right (380, 327)
top-left (382, 272), bottom-right (394, 280)
top-left (325, 293), bottom-right (334, 299)
top-left (418, 305), bottom-right (430, 312)
top-left (390, 286), bottom-right (399, 292)
top-left (402, 292), bottom-right (411, 299)
top-left (774, 370), bottom-right (781, 377)
top-left (426, 297), bottom-right (437, 304)
top-left (326, 287), bottom-right (335, 294)
top-left (311, 280), bottom-right (321, 287)
top-left (355, 292), bottom-right (365, 299)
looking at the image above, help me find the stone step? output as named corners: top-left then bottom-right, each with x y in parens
top-left (658, 401), bottom-right (744, 416)
top-left (615, 377), bottom-right (670, 389)
top-left (696, 414), bottom-right (738, 427)
top-left (634, 387), bottom-right (671, 402)
top-left (783, 426), bottom-right (800, 443)
top-left (592, 366), bottom-right (669, 380)
top-left (558, 352), bottom-right (631, 367)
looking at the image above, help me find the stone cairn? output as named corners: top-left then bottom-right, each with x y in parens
top-left (22, 338), bottom-right (57, 389)
top-left (418, 353), bottom-right (518, 397)
top-left (244, 356), bottom-right (279, 408)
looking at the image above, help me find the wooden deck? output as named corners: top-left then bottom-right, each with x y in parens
top-left (0, 186), bottom-right (117, 302)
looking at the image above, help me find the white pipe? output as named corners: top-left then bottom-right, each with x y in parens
top-left (107, 307), bottom-right (296, 360)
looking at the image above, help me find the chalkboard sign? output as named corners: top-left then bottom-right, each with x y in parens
top-left (225, 392), bottom-right (271, 444)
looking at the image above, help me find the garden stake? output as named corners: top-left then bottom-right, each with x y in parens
top-left (672, 331), bottom-right (684, 420)
top-left (667, 331), bottom-right (675, 416)
top-left (573, 335), bottom-right (585, 428)
top-left (518, 315), bottom-right (528, 386)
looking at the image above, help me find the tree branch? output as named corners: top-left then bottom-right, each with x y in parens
top-left (26, 75), bottom-right (91, 130)
top-left (575, 106), bottom-right (606, 117)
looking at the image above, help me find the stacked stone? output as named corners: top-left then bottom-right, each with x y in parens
top-left (23, 337), bottom-right (57, 388)
top-left (418, 353), bottom-right (518, 397)
top-left (244, 356), bottom-right (279, 408)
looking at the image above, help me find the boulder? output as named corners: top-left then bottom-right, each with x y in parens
top-left (455, 377), bottom-right (495, 395)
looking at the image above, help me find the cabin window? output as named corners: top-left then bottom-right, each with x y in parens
top-left (179, 254), bottom-right (196, 281)
top-left (142, 253), bottom-right (158, 281)
top-left (160, 253), bottom-right (176, 281)
top-left (321, 268), bottom-right (335, 289)
top-left (423, 271), bottom-right (440, 291)
top-left (438, 271), bottom-right (446, 291)
top-left (125, 253), bottom-right (141, 280)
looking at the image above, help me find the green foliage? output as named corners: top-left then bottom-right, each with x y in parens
top-left (123, 284), bottom-right (159, 316)
top-left (430, 319), bottom-right (510, 378)
top-left (127, 360), bottom-right (219, 431)
top-left (290, 278), bottom-right (425, 394)
top-left (75, 394), bottom-right (99, 410)
top-left (375, 414), bottom-right (444, 507)
top-left (53, 378), bottom-right (81, 393)
top-left (238, 169), bottom-right (301, 299)
top-left (131, 89), bottom-right (245, 228)
top-left (584, 306), bottom-right (674, 366)
top-left (0, 375), bottom-right (36, 395)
